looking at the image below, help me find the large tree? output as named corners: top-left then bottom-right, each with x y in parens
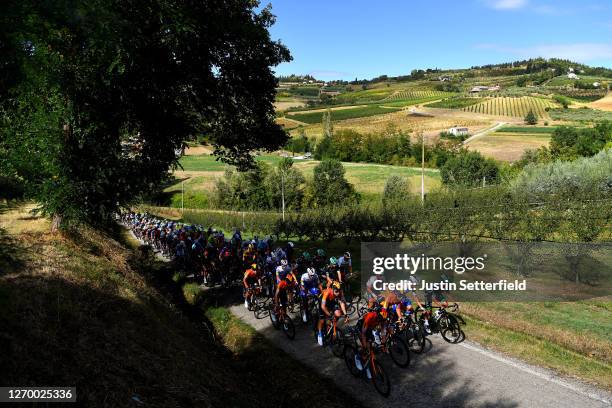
top-left (0, 0), bottom-right (290, 228)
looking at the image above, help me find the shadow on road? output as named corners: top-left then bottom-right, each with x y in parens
top-left (214, 285), bottom-right (520, 408)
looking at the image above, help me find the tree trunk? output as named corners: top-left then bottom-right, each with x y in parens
top-left (51, 214), bottom-right (63, 232)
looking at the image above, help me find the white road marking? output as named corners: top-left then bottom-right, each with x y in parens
top-left (459, 341), bottom-right (611, 405)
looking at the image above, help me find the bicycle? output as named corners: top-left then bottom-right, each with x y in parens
top-left (436, 303), bottom-right (465, 343)
top-left (298, 289), bottom-right (320, 325)
top-left (269, 304), bottom-right (295, 340)
top-left (377, 321), bottom-right (411, 368)
top-left (315, 314), bottom-right (346, 357)
top-left (401, 315), bottom-right (426, 354)
top-left (417, 303), bottom-right (465, 344)
top-left (343, 326), bottom-right (391, 397)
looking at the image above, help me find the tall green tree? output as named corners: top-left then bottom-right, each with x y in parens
top-left (440, 151), bottom-right (500, 187)
top-left (0, 0), bottom-right (290, 229)
top-left (310, 159), bottom-right (356, 207)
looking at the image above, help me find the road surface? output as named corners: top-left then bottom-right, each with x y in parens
top-left (126, 228), bottom-right (610, 407)
top-left (230, 302), bottom-right (611, 408)
top-left (463, 121), bottom-right (506, 145)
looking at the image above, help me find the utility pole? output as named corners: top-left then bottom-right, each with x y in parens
top-left (181, 180), bottom-right (184, 215)
top-left (421, 135), bottom-right (425, 203)
top-left (281, 170), bottom-right (286, 221)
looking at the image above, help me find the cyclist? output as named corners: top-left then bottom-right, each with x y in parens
top-left (317, 281), bottom-right (348, 346)
top-left (242, 263), bottom-right (260, 309)
top-left (298, 267), bottom-right (322, 322)
top-left (312, 248), bottom-right (327, 273)
top-left (337, 251), bottom-right (352, 281)
top-left (295, 251), bottom-right (312, 276)
top-left (365, 273), bottom-right (385, 301)
top-left (355, 299), bottom-right (384, 378)
top-left (381, 290), bottom-right (413, 323)
top-left (325, 257), bottom-right (341, 285)
top-left (273, 275), bottom-right (292, 323)
top-left (243, 243), bottom-right (257, 268)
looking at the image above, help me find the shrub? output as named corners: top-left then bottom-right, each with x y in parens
top-left (524, 109), bottom-right (538, 125)
top-left (440, 150), bottom-right (500, 187)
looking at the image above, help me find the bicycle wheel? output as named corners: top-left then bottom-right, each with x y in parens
top-left (388, 336), bottom-right (410, 368)
top-left (441, 315), bottom-right (464, 344)
top-left (371, 360), bottom-right (391, 397)
top-left (269, 308), bottom-right (280, 329)
top-left (331, 327), bottom-right (345, 358)
top-left (407, 324), bottom-right (426, 354)
top-left (343, 345), bottom-right (361, 377)
top-left (282, 316), bottom-right (295, 340)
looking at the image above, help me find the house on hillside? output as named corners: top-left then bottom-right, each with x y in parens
top-left (567, 73), bottom-right (580, 80)
top-left (448, 127), bottom-right (469, 136)
top-left (593, 82), bottom-right (601, 88)
top-left (469, 85), bottom-right (500, 93)
top-left (438, 76), bottom-right (452, 82)
top-left (319, 89), bottom-right (341, 96)
top-left (469, 86), bottom-right (488, 94)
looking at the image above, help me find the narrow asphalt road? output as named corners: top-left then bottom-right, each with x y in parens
top-left (463, 121), bottom-right (506, 145)
top-left (230, 302), bottom-right (611, 408)
top-left (125, 227), bottom-right (610, 408)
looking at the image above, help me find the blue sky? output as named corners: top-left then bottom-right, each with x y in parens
top-left (266, 0), bottom-right (612, 80)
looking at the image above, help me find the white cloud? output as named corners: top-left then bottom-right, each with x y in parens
top-left (474, 43), bottom-right (612, 62)
top-left (486, 0), bottom-right (528, 10)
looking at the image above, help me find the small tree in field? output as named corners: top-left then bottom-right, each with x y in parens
top-left (382, 175), bottom-right (411, 207)
top-left (310, 159), bottom-right (356, 207)
top-left (524, 109), bottom-right (538, 125)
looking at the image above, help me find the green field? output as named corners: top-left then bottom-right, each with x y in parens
top-left (167, 154), bottom-right (441, 208)
top-left (426, 97), bottom-right (483, 109)
top-left (382, 90), bottom-right (452, 101)
top-left (462, 96), bottom-right (558, 117)
top-left (547, 75), bottom-right (609, 87)
top-left (549, 108), bottom-right (612, 122)
top-left (495, 126), bottom-right (558, 134)
top-left (286, 105), bottom-right (402, 124)
top-left (379, 95), bottom-right (452, 108)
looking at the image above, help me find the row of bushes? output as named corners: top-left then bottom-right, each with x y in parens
top-left (164, 185), bottom-right (610, 245)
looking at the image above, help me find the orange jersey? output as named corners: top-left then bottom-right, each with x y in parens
top-left (362, 311), bottom-right (381, 330)
top-left (321, 287), bottom-right (338, 304)
top-left (244, 269), bottom-right (258, 283)
top-left (277, 279), bottom-right (291, 293)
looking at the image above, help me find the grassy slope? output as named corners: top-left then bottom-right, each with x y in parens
top-left (0, 203), bottom-right (360, 408)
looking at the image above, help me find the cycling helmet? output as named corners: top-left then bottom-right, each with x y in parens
top-left (329, 257), bottom-right (338, 265)
top-left (275, 266), bottom-right (284, 274)
top-left (307, 267), bottom-right (316, 277)
top-left (280, 259), bottom-right (288, 266)
top-left (316, 249), bottom-right (325, 257)
top-left (302, 251), bottom-right (312, 261)
top-left (331, 281), bottom-right (342, 290)
top-left (248, 243), bottom-right (254, 250)
top-left (344, 251), bottom-right (351, 259)
top-left (287, 241), bottom-right (294, 248)
top-left (251, 263), bottom-right (257, 270)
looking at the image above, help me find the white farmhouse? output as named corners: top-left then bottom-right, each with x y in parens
top-left (448, 127), bottom-right (469, 136)
top-left (567, 73), bottom-right (579, 80)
